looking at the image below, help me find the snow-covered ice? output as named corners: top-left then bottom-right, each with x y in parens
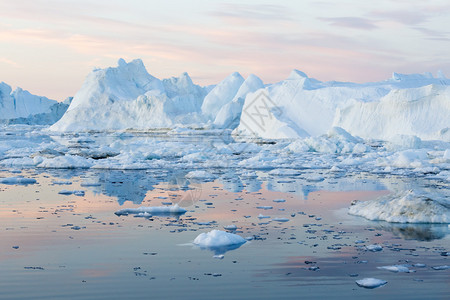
top-left (349, 190), bottom-right (450, 223)
top-left (0, 82), bottom-right (69, 125)
top-left (377, 265), bottom-right (415, 273)
top-left (0, 176), bottom-right (36, 185)
top-left (193, 230), bottom-right (246, 248)
top-left (115, 204), bottom-right (187, 216)
top-left (355, 278), bottom-right (387, 289)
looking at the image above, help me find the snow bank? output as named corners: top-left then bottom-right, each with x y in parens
top-left (0, 82), bottom-right (68, 124)
top-left (349, 190), bottom-right (450, 223)
top-left (193, 230), bottom-right (246, 248)
top-left (115, 204), bottom-right (187, 216)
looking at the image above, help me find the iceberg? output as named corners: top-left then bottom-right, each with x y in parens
top-left (349, 190), bottom-right (450, 223)
top-left (50, 59), bottom-right (207, 131)
top-left (0, 82), bottom-right (68, 125)
top-left (46, 58), bottom-right (450, 143)
top-left (234, 70), bottom-right (450, 140)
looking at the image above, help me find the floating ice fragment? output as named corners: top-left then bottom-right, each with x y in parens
top-left (115, 204), bottom-right (187, 216)
top-left (223, 225), bottom-right (237, 231)
top-left (272, 218), bottom-right (289, 222)
top-left (185, 171), bottom-right (217, 181)
top-left (80, 182), bottom-right (101, 187)
top-left (257, 214), bottom-right (270, 219)
top-left (58, 190), bottom-right (85, 196)
top-left (365, 244), bottom-right (383, 252)
top-left (193, 230), bottom-right (246, 248)
top-left (0, 177), bottom-right (36, 185)
top-left (349, 190), bottom-right (450, 223)
top-left (431, 265), bottom-right (450, 270)
top-left (273, 199), bottom-right (286, 203)
top-left (52, 181), bottom-right (72, 185)
top-left (377, 265), bottom-right (415, 273)
top-left (356, 278), bottom-right (387, 289)
top-left (256, 206), bottom-right (273, 210)
top-left (58, 190), bottom-right (73, 195)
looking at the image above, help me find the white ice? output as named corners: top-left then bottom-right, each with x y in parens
top-left (193, 230), bottom-right (246, 248)
top-left (349, 190), bottom-right (450, 223)
top-left (355, 278), bottom-right (387, 289)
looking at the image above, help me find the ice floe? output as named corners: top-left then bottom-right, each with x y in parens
top-left (349, 190), bottom-right (450, 223)
top-left (377, 265), bottom-right (415, 273)
top-left (115, 204), bottom-right (187, 216)
top-left (355, 278), bottom-right (387, 289)
top-left (193, 230), bottom-right (246, 248)
top-left (0, 176), bottom-right (36, 185)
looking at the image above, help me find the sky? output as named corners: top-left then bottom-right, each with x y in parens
top-left (0, 0), bottom-right (449, 100)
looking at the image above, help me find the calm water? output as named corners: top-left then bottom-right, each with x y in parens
top-left (0, 168), bottom-right (449, 300)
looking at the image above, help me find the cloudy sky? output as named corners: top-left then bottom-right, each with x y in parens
top-left (1, 0), bottom-right (449, 100)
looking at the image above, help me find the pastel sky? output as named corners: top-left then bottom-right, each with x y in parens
top-left (1, 0), bottom-right (449, 100)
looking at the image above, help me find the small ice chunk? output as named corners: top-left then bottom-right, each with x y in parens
top-left (58, 190), bottom-right (85, 196)
top-left (193, 230), bottom-right (246, 248)
top-left (377, 265), bottom-right (415, 273)
top-left (257, 206), bottom-right (273, 210)
top-left (365, 244), bottom-right (383, 252)
top-left (52, 181), bottom-right (72, 185)
top-left (356, 278), bottom-right (387, 289)
top-left (273, 199), bottom-right (286, 203)
top-left (257, 214), bottom-right (270, 219)
top-left (58, 190), bottom-right (74, 195)
top-left (213, 254), bottom-right (224, 259)
top-left (0, 177), bottom-right (36, 185)
top-left (272, 218), bottom-right (289, 222)
top-left (80, 182), bottom-right (101, 187)
top-left (115, 204), bottom-right (187, 216)
top-left (431, 265), bottom-right (450, 270)
top-left (185, 171), bottom-right (217, 181)
top-left (73, 190), bottom-right (85, 196)
top-left (223, 224), bottom-right (237, 231)
top-left (268, 169), bottom-right (301, 176)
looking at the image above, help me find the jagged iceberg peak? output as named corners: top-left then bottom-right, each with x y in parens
top-left (0, 81), bottom-right (66, 124)
top-left (0, 81), bottom-right (13, 96)
top-left (65, 58), bottom-right (163, 112)
top-left (201, 71), bottom-right (245, 119)
top-left (389, 71), bottom-right (450, 87)
top-left (288, 69), bottom-right (308, 80)
top-left (162, 72), bottom-right (205, 98)
top-left (213, 74), bottom-right (265, 129)
top-left (50, 58), bottom-right (208, 131)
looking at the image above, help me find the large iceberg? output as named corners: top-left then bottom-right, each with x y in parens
top-left (0, 82), bottom-right (68, 125)
top-left (50, 59), bottom-right (208, 131)
top-left (48, 58), bottom-right (450, 143)
top-left (234, 70), bottom-right (450, 141)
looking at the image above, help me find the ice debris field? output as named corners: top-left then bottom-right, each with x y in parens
top-left (0, 58), bottom-right (449, 298)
